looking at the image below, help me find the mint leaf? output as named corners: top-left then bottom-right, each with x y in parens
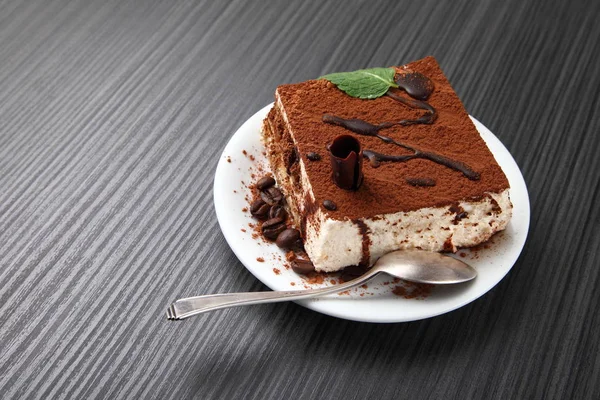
top-left (319, 67), bottom-right (398, 99)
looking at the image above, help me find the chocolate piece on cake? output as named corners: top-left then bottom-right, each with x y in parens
top-left (261, 56), bottom-right (512, 272)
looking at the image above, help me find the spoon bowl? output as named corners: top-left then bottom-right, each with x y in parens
top-left (373, 249), bottom-right (476, 284)
top-left (167, 250), bottom-right (477, 320)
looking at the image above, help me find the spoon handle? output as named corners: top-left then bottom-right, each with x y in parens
top-left (166, 270), bottom-right (379, 320)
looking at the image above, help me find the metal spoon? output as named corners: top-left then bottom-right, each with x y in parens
top-left (166, 250), bottom-right (476, 320)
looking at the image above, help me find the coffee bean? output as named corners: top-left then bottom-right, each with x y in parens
top-left (275, 228), bottom-right (300, 248)
top-left (323, 200), bottom-right (337, 210)
top-left (306, 152), bottom-right (321, 161)
top-left (250, 198), bottom-right (264, 213)
top-left (291, 258), bottom-right (315, 274)
top-left (269, 205), bottom-right (288, 220)
top-left (256, 176), bottom-right (276, 190)
top-left (262, 217), bottom-right (284, 230)
top-left (255, 205), bottom-right (271, 220)
top-left (261, 217), bottom-right (286, 240)
top-left (263, 225), bottom-right (286, 240)
top-left (261, 187), bottom-right (283, 205)
top-left (250, 198), bottom-right (271, 220)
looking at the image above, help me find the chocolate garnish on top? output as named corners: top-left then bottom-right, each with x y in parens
top-left (306, 152), bottom-right (321, 161)
top-left (406, 177), bottom-right (436, 187)
top-left (384, 91), bottom-right (437, 125)
top-left (395, 71), bottom-right (435, 100)
top-left (323, 200), bottom-right (337, 210)
top-left (323, 115), bottom-right (479, 180)
top-left (321, 70), bottom-right (479, 180)
top-left (327, 134), bottom-right (364, 190)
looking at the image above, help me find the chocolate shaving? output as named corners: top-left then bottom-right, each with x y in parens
top-left (406, 177), bottom-right (436, 187)
top-left (306, 152), bottom-right (321, 161)
top-left (327, 134), bottom-right (364, 190)
top-left (323, 200), bottom-right (337, 210)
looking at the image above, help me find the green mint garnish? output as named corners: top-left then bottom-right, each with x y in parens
top-left (319, 67), bottom-right (398, 99)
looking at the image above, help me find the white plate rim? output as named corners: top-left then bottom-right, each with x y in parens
top-left (213, 103), bottom-right (530, 323)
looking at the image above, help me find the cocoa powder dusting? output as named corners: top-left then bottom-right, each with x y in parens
top-left (304, 273), bottom-right (325, 285)
top-left (393, 281), bottom-right (434, 299)
top-left (272, 56), bottom-right (509, 220)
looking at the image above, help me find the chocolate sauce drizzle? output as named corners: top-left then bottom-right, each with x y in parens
top-left (406, 177), bottom-right (436, 187)
top-left (395, 71), bottom-right (435, 101)
top-left (323, 115), bottom-right (480, 180)
top-left (384, 91), bottom-right (437, 125)
top-left (354, 220), bottom-right (371, 267)
top-left (322, 71), bottom-right (479, 180)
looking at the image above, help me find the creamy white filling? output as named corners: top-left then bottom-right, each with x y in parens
top-left (305, 190), bottom-right (512, 272)
top-left (272, 91), bottom-right (513, 273)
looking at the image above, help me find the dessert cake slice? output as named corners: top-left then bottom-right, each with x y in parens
top-left (262, 56), bottom-right (512, 272)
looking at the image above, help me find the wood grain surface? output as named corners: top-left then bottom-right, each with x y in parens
top-left (0, 0), bottom-right (599, 398)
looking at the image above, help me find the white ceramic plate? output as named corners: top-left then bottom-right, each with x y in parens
top-left (213, 104), bottom-right (530, 323)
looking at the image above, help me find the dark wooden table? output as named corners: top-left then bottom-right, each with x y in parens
top-left (1, 0), bottom-right (598, 398)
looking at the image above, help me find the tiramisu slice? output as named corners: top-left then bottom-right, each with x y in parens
top-left (261, 56), bottom-right (512, 272)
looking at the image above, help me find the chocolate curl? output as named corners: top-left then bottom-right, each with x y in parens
top-left (327, 135), bottom-right (363, 190)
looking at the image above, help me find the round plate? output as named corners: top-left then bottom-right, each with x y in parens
top-left (213, 104), bottom-right (530, 323)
